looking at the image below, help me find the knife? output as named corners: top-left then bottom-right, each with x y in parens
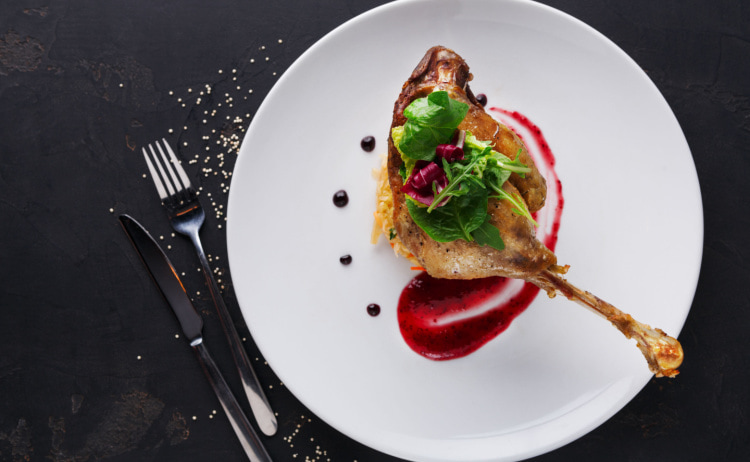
top-left (119, 214), bottom-right (272, 462)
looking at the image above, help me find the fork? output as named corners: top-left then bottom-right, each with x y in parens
top-left (142, 138), bottom-right (278, 436)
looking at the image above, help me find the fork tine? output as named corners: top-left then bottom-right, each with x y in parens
top-left (154, 141), bottom-right (184, 193)
top-left (162, 138), bottom-right (193, 190)
top-left (143, 146), bottom-right (171, 199)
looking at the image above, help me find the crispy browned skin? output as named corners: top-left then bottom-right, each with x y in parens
top-left (387, 46), bottom-right (556, 280)
top-left (386, 46), bottom-right (683, 377)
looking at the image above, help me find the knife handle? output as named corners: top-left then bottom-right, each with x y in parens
top-left (192, 338), bottom-right (273, 462)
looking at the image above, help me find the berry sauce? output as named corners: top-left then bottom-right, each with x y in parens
top-left (360, 135), bottom-right (376, 152)
top-left (397, 108), bottom-right (564, 360)
top-left (332, 190), bottom-right (349, 207)
top-left (367, 303), bottom-right (381, 316)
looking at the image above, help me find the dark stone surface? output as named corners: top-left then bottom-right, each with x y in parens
top-left (1, 0), bottom-right (748, 461)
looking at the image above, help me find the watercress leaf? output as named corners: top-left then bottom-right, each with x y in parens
top-left (427, 154), bottom-right (483, 212)
top-left (490, 151), bottom-right (531, 176)
top-left (399, 122), bottom-right (451, 160)
top-left (486, 168), bottom-right (511, 190)
top-left (464, 131), bottom-right (492, 152)
top-left (471, 218), bottom-right (505, 251)
top-left (492, 188), bottom-right (538, 226)
top-left (398, 91), bottom-right (469, 161)
top-left (404, 91), bottom-right (468, 127)
top-left (407, 186), bottom-right (487, 242)
top-left (407, 200), bottom-right (462, 241)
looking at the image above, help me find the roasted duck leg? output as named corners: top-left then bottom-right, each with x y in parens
top-left (385, 46), bottom-right (683, 377)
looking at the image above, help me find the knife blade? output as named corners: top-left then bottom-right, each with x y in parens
top-left (119, 214), bottom-right (272, 462)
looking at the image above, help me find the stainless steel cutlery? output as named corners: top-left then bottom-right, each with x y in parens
top-left (120, 214), bottom-right (272, 462)
top-left (140, 138), bottom-right (277, 437)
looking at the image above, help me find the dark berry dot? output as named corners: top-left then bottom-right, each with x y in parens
top-left (367, 303), bottom-right (381, 316)
top-left (340, 254), bottom-right (352, 265)
top-left (333, 190), bottom-right (349, 207)
top-left (476, 93), bottom-right (487, 106)
top-left (360, 136), bottom-right (376, 152)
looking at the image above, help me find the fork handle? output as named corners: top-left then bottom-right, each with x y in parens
top-left (192, 338), bottom-right (273, 462)
top-left (188, 230), bottom-right (278, 436)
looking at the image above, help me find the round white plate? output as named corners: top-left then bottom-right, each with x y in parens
top-left (226, 1), bottom-right (703, 460)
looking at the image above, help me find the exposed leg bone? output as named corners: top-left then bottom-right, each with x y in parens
top-left (530, 270), bottom-right (683, 378)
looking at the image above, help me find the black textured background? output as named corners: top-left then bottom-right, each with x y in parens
top-left (1, 0), bottom-right (748, 461)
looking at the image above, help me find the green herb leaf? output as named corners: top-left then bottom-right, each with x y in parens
top-left (406, 186), bottom-right (487, 242)
top-left (404, 91), bottom-right (468, 127)
top-left (397, 91), bottom-right (469, 161)
top-left (427, 156), bottom-right (477, 212)
top-left (471, 218), bottom-right (505, 251)
top-left (492, 188), bottom-right (538, 226)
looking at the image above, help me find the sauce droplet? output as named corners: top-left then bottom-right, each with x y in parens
top-left (360, 135), bottom-right (376, 152)
top-left (476, 93), bottom-right (487, 106)
top-left (340, 254), bottom-right (352, 265)
top-left (332, 190), bottom-right (349, 207)
top-left (367, 303), bottom-right (381, 316)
